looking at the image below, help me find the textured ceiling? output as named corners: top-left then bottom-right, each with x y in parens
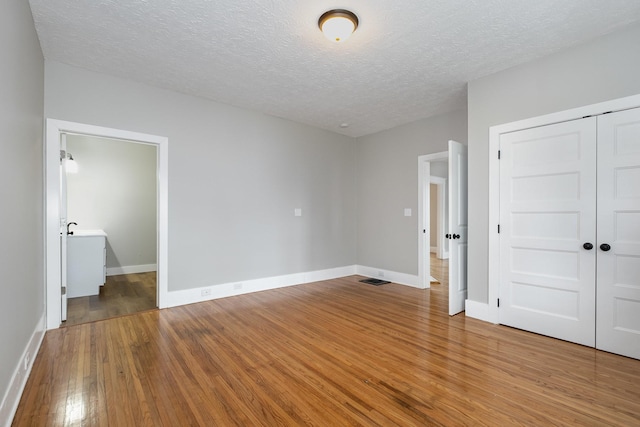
top-left (29, 0), bottom-right (640, 137)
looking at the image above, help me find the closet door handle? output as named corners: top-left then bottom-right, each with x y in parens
top-left (445, 234), bottom-right (451, 239)
top-left (583, 242), bottom-right (593, 250)
top-left (452, 234), bottom-right (460, 239)
top-left (600, 243), bottom-right (611, 252)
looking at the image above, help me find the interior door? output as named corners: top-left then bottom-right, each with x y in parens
top-left (448, 140), bottom-right (467, 315)
top-left (596, 108), bottom-right (640, 359)
top-left (499, 118), bottom-right (597, 346)
top-left (60, 134), bottom-right (68, 322)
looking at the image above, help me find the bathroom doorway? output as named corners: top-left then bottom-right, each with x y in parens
top-left (63, 134), bottom-right (158, 326)
top-left (45, 119), bottom-right (168, 329)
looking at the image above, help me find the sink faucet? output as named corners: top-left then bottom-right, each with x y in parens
top-left (67, 222), bottom-right (77, 235)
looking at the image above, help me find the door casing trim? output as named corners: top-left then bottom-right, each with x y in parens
top-left (45, 119), bottom-right (168, 329)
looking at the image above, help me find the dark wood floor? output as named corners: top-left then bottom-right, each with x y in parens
top-left (64, 272), bottom-right (157, 327)
top-left (13, 271), bottom-right (640, 425)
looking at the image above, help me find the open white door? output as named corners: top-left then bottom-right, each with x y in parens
top-left (60, 134), bottom-right (68, 321)
top-left (448, 140), bottom-right (468, 315)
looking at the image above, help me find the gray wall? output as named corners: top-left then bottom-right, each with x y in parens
top-left (356, 110), bottom-right (467, 274)
top-left (45, 61), bottom-right (357, 291)
top-left (66, 135), bottom-right (157, 270)
top-left (467, 22), bottom-right (640, 303)
top-left (0, 0), bottom-right (44, 412)
top-left (430, 161), bottom-right (448, 179)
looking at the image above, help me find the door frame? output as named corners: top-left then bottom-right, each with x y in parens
top-left (487, 93), bottom-right (640, 324)
top-left (45, 119), bottom-right (169, 329)
top-left (418, 151), bottom-right (448, 289)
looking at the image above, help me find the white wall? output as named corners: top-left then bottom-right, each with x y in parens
top-left (45, 61), bottom-right (357, 292)
top-left (0, 0), bottom-right (44, 420)
top-left (66, 135), bottom-right (157, 271)
top-left (467, 22), bottom-right (640, 303)
top-left (355, 110), bottom-right (467, 275)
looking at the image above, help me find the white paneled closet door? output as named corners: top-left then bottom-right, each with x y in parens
top-left (596, 108), bottom-right (640, 360)
top-left (499, 118), bottom-right (597, 347)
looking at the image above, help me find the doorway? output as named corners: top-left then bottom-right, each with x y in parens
top-left (45, 119), bottom-right (168, 329)
top-left (63, 134), bottom-right (158, 326)
top-left (418, 141), bottom-right (468, 315)
top-left (418, 151), bottom-right (449, 288)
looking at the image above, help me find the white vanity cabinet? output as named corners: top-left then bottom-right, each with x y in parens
top-left (67, 230), bottom-right (107, 298)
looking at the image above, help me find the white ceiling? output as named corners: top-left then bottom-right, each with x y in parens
top-left (29, 0), bottom-right (640, 137)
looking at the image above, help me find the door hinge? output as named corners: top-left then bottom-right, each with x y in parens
top-left (497, 150), bottom-right (501, 159)
top-left (497, 224), bottom-right (500, 233)
top-left (497, 298), bottom-right (500, 307)
top-left (61, 286), bottom-right (66, 296)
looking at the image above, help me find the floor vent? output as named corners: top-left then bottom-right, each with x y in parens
top-left (359, 278), bottom-right (390, 286)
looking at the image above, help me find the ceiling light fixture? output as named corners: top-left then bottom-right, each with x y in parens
top-left (318, 9), bottom-right (358, 43)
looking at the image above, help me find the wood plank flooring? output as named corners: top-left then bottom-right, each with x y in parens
top-left (13, 273), bottom-right (640, 426)
top-left (64, 272), bottom-right (157, 327)
top-left (430, 253), bottom-right (448, 286)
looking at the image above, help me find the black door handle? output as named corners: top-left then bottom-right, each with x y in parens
top-left (600, 243), bottom-right (611, 252)
top-left (583, 242), bottom-right (593, 250)
top-left (452, 234), bottom-right (460, 239)
top-left (445, 234), bottom-right (451, 239)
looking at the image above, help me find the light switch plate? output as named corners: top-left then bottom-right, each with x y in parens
top-left (294, 208), bottom-right (302, 217)
top-left (404, 208), bottom-right (412, 217)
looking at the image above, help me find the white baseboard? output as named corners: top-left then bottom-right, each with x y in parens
top-left (164, 265), bottom-right (357, 308)
top-left (1, 313), bottom-right (45, 427)
top-left (355, 265), bottom-right (420, 288)
top-left (464, 299), bottom-right (494, 323)
top-left (106, 263), bottom-right (157, 276)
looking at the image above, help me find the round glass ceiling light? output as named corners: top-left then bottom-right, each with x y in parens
top-left (318, 9), bottom-right (359, 43)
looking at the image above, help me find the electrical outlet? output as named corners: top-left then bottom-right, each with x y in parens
top-left (233, 283), bottom-right (243, 291)
top-left (201, 288), bottom-right (211, 297)
top-left (378, 271), bottom-right (384, 277)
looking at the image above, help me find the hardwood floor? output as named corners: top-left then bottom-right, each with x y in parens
top-left (430, 253), bottom-right (448, 286)
top-left (13, 274), bottom-right (640, 426)
top-left (64, 272), bottom-right (156, 327)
